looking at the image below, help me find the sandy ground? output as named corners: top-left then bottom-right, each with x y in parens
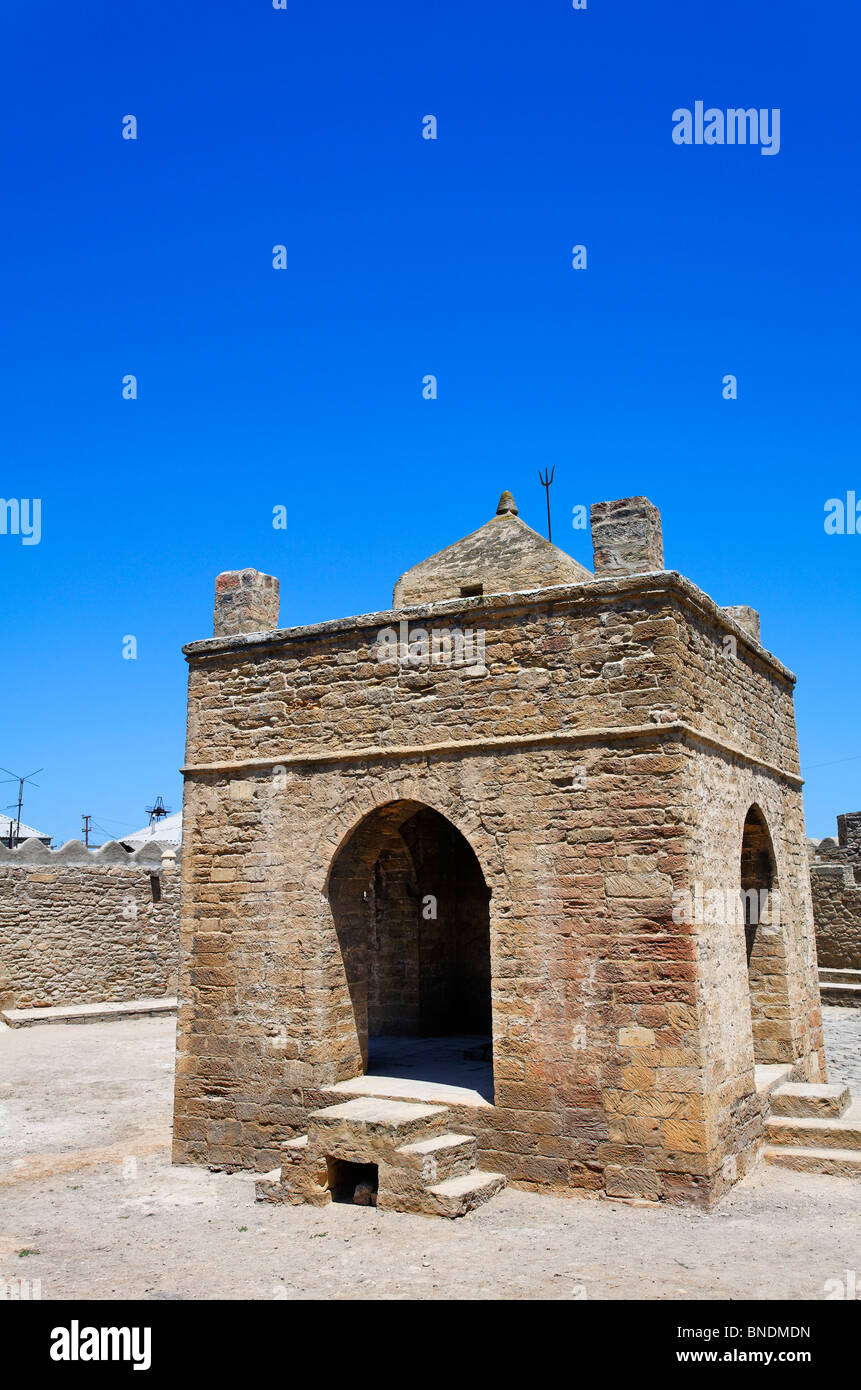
top-left (1, 1009), bottom-right (860, 1301)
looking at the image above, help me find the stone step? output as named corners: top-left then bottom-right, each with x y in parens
top-left (766, 1113), bottom-right (861, 1151)
top-left (754, 1063), bottom-right (794, 1098)
top-left (765, 1145), bottom-right (861, 1179)
top-left (820, 981), bottom-right (861, 1007)
top-left (820, 967), bottom-right (861, 985)
top-left (396, 1132), bottom-right (478, 1184)
top-left (307, 1096), bottom-right (451, 1156)
top-left (423, 1170), bottom-right (507, 1218)
top-left (255, 1097), bottom-right (505, 1219)
top-left (769, 1082), bottom-right (850, 1118)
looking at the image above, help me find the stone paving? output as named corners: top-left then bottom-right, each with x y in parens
top-left (1, 1007), bottom-right (859, 1299)
top-left (822, 1005), bottom-right (861, 1090)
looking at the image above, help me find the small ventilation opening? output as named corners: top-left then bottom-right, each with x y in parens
top-left (460, 583), bottom-right (483, 598)
top-left (149, 874), bottom-right (161, 903)
top-left (325, 1158), bottom-right (378, 1206)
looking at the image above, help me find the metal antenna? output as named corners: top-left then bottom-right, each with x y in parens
top-left (145, 795), bottom-right (171, 828)
top-left (0, 766), bottom-right (43, 848)
top-left (538, 467), bottom-right (555, 543)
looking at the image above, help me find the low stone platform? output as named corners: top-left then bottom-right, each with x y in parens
top-left (256, 1094), bottom-right (506, 1218)
top-left (819, 968), bottom-right (861, 1007)
top-left (1, 997), bottom-right (177, 1028)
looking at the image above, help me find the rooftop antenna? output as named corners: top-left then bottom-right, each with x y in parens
top-left (145, 795), bottom-right (170, 828)
top-left (538, 466), bottom-right (555, 543)
top-left (0, 766), bottom-right (43, 848)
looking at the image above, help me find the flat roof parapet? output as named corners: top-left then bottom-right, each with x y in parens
top-left (183, 568), bottom-right (795, 685)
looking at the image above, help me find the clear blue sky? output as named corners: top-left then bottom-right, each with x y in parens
top-left (1, 0), bottom-right (858, 844)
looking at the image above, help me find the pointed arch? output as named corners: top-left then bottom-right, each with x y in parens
top-left (740, 803), bottom-right (791, 1064)
top-left (325, 799), bottom-right (494, 1093)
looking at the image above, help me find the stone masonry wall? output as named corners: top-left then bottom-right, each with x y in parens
top-left (175, 739), bottom-right (702, 1197)
top-left (181, 573), bottom-right (800, 776)
top-left (811, 865), bottom-right (861, 969)
top-left (0, 839), bottom-right (180, 1009)
top-left (668, 595), bottom-right (824, 1192)
top-left (810, 814), bottom-right (861, 970)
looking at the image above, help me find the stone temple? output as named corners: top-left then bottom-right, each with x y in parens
top-left (172, 493), bottom-right (838, 1214)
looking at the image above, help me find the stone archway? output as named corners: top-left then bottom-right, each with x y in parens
top-left (740, 804), bottom-right (791, 1064)
top-left (326, 799), bottom-right (493, 1097)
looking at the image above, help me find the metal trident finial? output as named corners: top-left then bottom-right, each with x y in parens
top-left (538, 467), bottom-right (555, 543)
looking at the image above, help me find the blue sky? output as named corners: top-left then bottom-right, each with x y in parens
top-left (1, 0), bottom-right (858, 844)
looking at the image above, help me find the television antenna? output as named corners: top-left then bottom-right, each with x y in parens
top-left (145, 795), bottom-right (171, 828)
top-left (0, 766), bottom-right (43, 848)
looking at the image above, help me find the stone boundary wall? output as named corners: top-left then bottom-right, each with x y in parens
top-left (809, 813), bottom-right (861, 971)
top-left (811, 864), bottom-right (861, 969)
top-left (0, 838), bottom-right (181, 1009)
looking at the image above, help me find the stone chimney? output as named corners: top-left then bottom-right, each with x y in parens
top-left (837, 813), bottom-right (861, 854)
top-left (213, 569), bottom-right (280, 637)
top-left (722, 605), bottom-right (761, 642)
top-left (590, 497), bottom-right (664, 577)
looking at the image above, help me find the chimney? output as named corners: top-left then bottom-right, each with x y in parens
top-left (590, 497), bottom-right (664, 577)
top-left (722, 605), bottom-right (761, 642)
top-left (213, 569), bottom-right (280, 637)
top-left (837, 813), bottom-right (861, 854)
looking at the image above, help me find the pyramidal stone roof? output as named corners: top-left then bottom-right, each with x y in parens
top-left (393, 491), bottom-right (592, 608)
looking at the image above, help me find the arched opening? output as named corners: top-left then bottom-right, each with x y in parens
top-left (740, 805), bottom-right (789, 1064)
top-left (327, 800), bottom-right (493, 1100)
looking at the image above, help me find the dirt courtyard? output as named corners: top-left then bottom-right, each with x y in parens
top-left (2, 1009), bottom-right (860, 1301)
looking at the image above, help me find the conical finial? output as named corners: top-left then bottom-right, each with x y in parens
top-left (496, 490), bottom-right (518, 516)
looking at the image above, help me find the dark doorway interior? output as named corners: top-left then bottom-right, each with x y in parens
top-left (325, 1158), bottom-right (378, 1206)
top-left (740, 804), bottom-right (791, 1065)
top-left (741, 805), bottom-right (775, 966)
top-left (329, 802), bottom-right (493, 1097)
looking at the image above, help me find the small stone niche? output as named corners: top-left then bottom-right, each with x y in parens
top-left (325, 1158), bottom-right (378, 1206)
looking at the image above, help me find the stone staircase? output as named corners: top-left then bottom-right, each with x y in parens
top-left (819, 966), bottom-right (861, 1008)
top-left (255, 1095), bottom-right (506, 1218)
top-left (760, 1067), bottom-right (861, 1178)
